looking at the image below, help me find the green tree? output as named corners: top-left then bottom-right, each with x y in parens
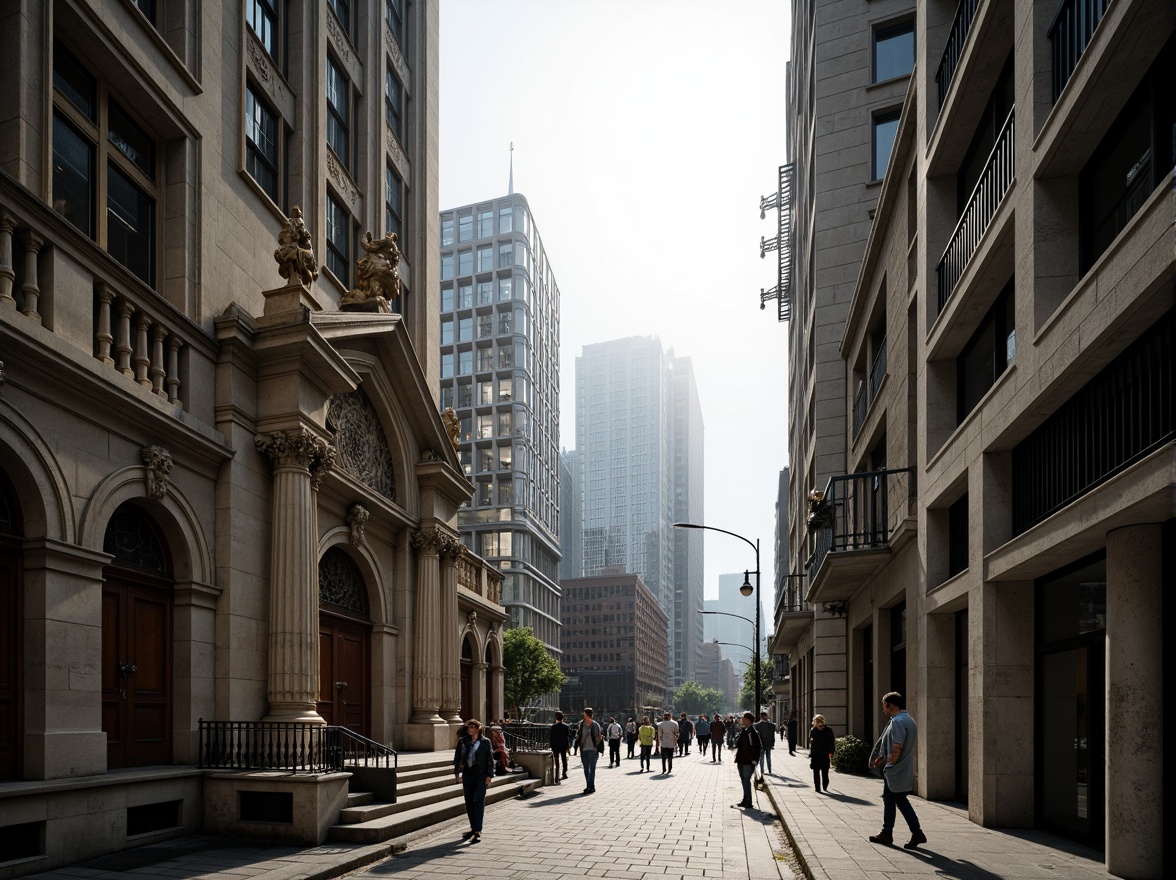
top-left (502, 626), bottom-right (565, 716)
top-left (738, 658), bottom-right (775, 713)
top-left (672, 680), bottom-right (727, 716)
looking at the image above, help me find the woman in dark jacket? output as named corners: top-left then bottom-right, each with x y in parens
top-left (808, 714), bottom-right (835, 792)
top-left (454, 719), bottom-right (494, 842)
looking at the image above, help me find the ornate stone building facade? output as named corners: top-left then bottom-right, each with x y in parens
top-left (0, 0), bottom-right (504, 872)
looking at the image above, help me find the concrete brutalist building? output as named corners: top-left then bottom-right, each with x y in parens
top-left (772, 0), bottom-right (1171, 876)
top-left (0, 0), bottom-right (507, 872)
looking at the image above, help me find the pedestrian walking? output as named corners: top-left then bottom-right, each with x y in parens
top-left (709, 713), bottom-right (726, 762)
top-left (808, 714), bottom-right (835, 792)
top-left (677, 712), bottom-right (694, 756)
top-left (754, 711), bottom-right (777, 778)
top-left (637, 716), bottom-right (656, 772)
top-left (576, 707), bottom-right (604, 793)
top-left (725, 715), bottom-right (737, 751)
top-left (549, 711), bottom-right (571, 781)
top-left (453, 718), bottom-right (494, 843)
top-left (606, 716), bottom-right (623, 767)
top-left (786, 709), bottom-right (798, 755)
top-left (868, 692), bottom-right (927, 849)
top-left (732, 711), bottom-right (763, 809)
top-left (656, 711), bottom-right (679, 774)
top-left (571, 717), bottom-right (581, 756)
top-left (694, 714), bottom-right (711, 755)
top-left (625, 717), bottom-right (637, 758)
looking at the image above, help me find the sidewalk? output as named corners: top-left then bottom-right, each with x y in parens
top-left (759, 749), bottom-right (1113, 880)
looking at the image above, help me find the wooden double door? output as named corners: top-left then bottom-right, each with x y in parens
top-left (101, 572), bottom-right (172, 768)
top-left (318, 612), bottom-right (369, 735)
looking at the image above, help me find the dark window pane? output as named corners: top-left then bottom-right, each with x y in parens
top-left (328, 0), bottom-right (350, 33)
top-left (874, 21), bottom-right (914, 82)
top-left (385, 165), bottom-right (402, 238)
top-left (873, 111), bottom-right (900, 180)
top-left (52, 113), bottom-right (95, 237)
top-left (53, 41), bottom-right (96, 121)
top-left (107, 162), bottom-right (155, 285)
top-left (326, 194), bottom-right (349, 284)
top-left (386, 0), bottom-right (403, 46)
top-left (246, 85), bottom-right (279, 200)
top-left (108, 101), bottom-right (155, 179)
top-left (326, 57), bottom-right (349, 166)
top-left (246, 0), bottom-right (277, 57)
top-left (134, 0), bottom-right (157, 24)
top-left (385, 68), bottom-right (403, 139)
top-left (957, 283), bottom-right (1014, 422)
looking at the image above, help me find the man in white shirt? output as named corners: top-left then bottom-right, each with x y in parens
top-left (656, 712), bottom-right (679, 774)
top-left (606, 717), bottom-right (623, 767)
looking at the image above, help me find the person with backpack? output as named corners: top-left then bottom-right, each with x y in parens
top-left (576, 707), bottom-right (604, 793)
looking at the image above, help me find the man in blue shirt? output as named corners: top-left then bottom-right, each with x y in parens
top-left (868, 692), bottom-right (926, 849)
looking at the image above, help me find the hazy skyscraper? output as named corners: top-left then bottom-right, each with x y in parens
top-left (439, 193), bottom-right (562, 652)
top-left (575, 336), bottom-right (703, 692)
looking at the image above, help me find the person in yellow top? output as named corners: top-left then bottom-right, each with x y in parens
top-left (637, 716), bottom-right (657, 773)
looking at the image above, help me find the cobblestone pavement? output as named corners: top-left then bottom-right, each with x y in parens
top-left (760, 748), bottom-right (1114, 880)
top-left (358, 747), bottom-right (799, 879)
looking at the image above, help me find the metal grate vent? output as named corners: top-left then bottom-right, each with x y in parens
top-left (239, 791), bottom-right (294, 824)
top-left (0, 821), bottom-right (44, 863)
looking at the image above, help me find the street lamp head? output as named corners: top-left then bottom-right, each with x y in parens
top-left (740, 569), bottom-right (753, 597)
top-left (672, 522), bottom-right (701, 529)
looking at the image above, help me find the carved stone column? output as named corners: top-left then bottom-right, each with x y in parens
top-left (438, 537), bottom-right (462, 723)
top-left (474, 661), bottom-right (489, 725)
top-left (409, 526), bottom-right (444, 723)
top-left (255, 428), bottom-right (336, 724)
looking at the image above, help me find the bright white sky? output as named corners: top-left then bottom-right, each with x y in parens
top-left (439, 0), bottom-right (792, 613)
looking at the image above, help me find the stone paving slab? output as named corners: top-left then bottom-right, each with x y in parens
top-left (760, 748), bottom-right (1114, 880)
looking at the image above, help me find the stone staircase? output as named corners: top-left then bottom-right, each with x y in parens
top-left (328, 753), bottom-right (543, 843)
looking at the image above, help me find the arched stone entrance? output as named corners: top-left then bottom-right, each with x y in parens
top-left (0, 468), bottom-right (22, 780)
top-left (101, 502), bottom-right (174, 769)
top-left (317, 547), bottom-right (371, 735)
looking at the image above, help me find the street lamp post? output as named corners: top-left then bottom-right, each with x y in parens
top-left (674, 522), bottom-right (762, 714)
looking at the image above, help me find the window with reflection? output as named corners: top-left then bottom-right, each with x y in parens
top-left (441, 217), bottom-right (454, 246)
top-left (385, 67), bottom-right (403, 140)
top-left (458, 214), bottom-right (473, 242)
top-left (872, 109), bottom-right (901, 181)
top-left (499, 205), bottom-right (513, 233)
top-left (385, 0), bottom-right (404, 48)
top-left (52, 40), bottom-right (158, 285)
top-left (328, 0), bottom-right (350, 34)
top-left (247, 0), bottom-right (277, 58)
top-left (325, 192), bottom-right (350, 284)
top-left (458, 250), bottom-right (472, 276)
top-left (957, 281), bottom-right (1014, 423)
top-left (326, 56), bottom-right (350, 168)
top-left (478, 209), bottom-right (493, 238)
top-left (246, 85), bottom-right (279, 201)
top-left (385, 164), bottom-right (403, 239)
top-left (873, 19), bottom-right (914, 82)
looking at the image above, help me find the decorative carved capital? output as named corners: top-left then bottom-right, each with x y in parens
top-left (411, 525), bottom-right (456, 557)
top-left (141, 445), bottom-right (173, 500)
top-left (347, 503), bottom-right (370, 546)
top-left (255, 429), bottom-right (335, 490)
top-left (466, 610), bottom-right (477, 626)
top-left (438, 533), bottom-right (463, 562)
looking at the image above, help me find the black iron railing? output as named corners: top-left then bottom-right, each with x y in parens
top-left (853, 338), bottom-right (888, 436)
top-left (936, 0), bottom-right (982, 107)
top-left (498, 722), bottom-right (551, 752)
top-left (198, 720), bottom-right (396, 773)
top-left (1011, 307), bottom-right (1173, 534)
top-left (937, 108), bottom-right (1015, 312)
top-left (1049, 0), bottom-right (1113, 102)
top-left (807, 468), bottom-right (914, 582)
top-left (775, 574), bottom-right (809, 615)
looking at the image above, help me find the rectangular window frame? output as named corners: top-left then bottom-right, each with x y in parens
top-left (326, 54), bottom-right (351, 170)
top-left (384, 66), bottom-right (403, 141)
top-left (385, 163), bottom-right (403, 240)
top-left (246, 0), bottom-right (278, 61)
top-left (325, 191), bottom-right (351, 286)
top-left (245, 83), bottom-right (280, 203)
top-left (872, 18), bottom-right (915, 83)
top-left (871, 108), bottom-right (902, 182)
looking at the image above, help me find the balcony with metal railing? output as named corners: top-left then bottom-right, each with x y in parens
top-left (1049, 0), bottom-right (1114, 102)
top-left (936, 0), bottom-right (982, 107)
top-left (806, 468), bottom-right (916, 604)
top-left (771, 574), bottom-right (811, 653)
top-left (937, 108), bottom-right (1015, 313)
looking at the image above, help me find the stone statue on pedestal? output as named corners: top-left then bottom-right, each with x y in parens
top-left (274, 206), bottom-right (319, 286)
top-left (341, 231), bottom-right (401, 313)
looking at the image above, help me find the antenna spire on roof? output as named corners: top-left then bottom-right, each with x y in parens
top-left (508, 142), bottom-right (514, 195)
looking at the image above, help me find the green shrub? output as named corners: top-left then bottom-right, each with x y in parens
top-left (832, 734), bottom-right (870, 774)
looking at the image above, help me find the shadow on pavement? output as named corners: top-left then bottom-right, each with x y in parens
top-left (819, 792), bottom-right (873, 805)
top-left (364, 839), bottom-right (472, 874)
top-left (901, 849), bottom-right (1008, 880)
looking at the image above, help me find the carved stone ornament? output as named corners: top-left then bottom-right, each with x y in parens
top-left (274, 206), bottom-right (319, 286)
top-left (440, 406), bottom-right (461, 453)
top-left (254, 429), bottom-right (336, 490)
top-left (411, 526), bottom-right (451, 557)
top-left (340, 232), bottom-right (401, 313)
top-left (319, 546), bottom-right (368, 616)
top-left (347, 503), bottom-right (370, 546)
top-left (439, 533), bottom-right (463, 562)
top-left (466, 610), bottom-right (477, 626)
top-left (0, 359), bottom-right (5, 390)
top-left (141, 445), bottom-right (173, 500)
top-left (326, 389), bottom-right (397, 502)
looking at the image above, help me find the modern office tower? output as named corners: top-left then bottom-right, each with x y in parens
top-left (776, 0), bottom-right (1172, 872)
top-left (575, 337), bottom-right (704, 691)
top-left (670, 355), bottom-right (704, 686)
top-left (558, 449), bottom-right (582, 581)
top-left (0, 0), bottom-right (509, 868)
top-left (767, 466), bottom-right (792, 724)
top-left (779, 0), bottom-right (917, 738)
top-left (438, 192), bottom-right (562, 653)
top-left (703, 574), bottom-right (758, 674)
top-left (559, 568), bottom-right (669, 715)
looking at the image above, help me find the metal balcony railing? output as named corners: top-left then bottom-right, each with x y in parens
top-left (937, 108), bottom-right (1015, 312)
top-left (1049, 0), bottom-right (1113, 102)
top-left (807, 468), bottom-right (914, 582)
top-left (197, 720), bottom-right (396, 773)
top-left (936, 0), bottom-right (982, 107)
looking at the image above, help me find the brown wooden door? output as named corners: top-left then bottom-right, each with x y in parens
top-left (102, 576), bottom-right (172, 768)
top-left (318, 614), bottom-right (368, 735)
top-left (0, 545), bottom-right (20, 780)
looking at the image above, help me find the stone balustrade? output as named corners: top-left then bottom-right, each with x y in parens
top-left (456, 548), bottom-right (503, 605)
top-left (1, 199), bottom-right (189, 412)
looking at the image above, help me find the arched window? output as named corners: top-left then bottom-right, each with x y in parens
top-left (103, 503), bottom-right (170, 574)
top-left (318, 547), bottom-right (369, 617)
